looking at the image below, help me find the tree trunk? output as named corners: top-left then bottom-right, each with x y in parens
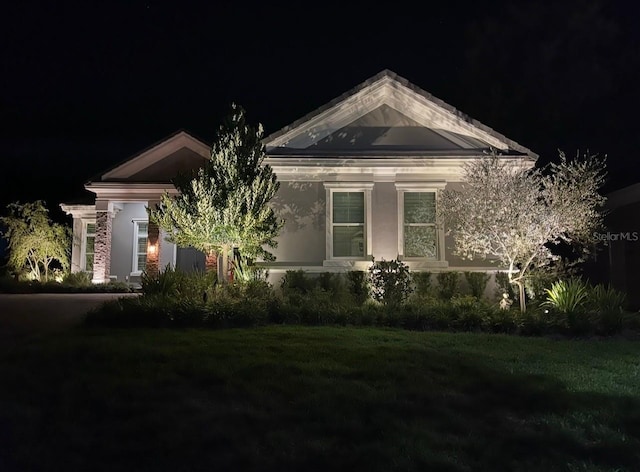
top-left (217, 245), bottom-right (229, 284)
top-left (517, 281), bottom-right (526, 313)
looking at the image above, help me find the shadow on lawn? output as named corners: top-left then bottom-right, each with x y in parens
top-left (0, 330), bottom-right (638, 471)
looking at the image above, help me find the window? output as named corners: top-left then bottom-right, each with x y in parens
top-left (333, 192), bottom-right (364, 257)
top-left (83, 222), bottom-right (96, 271)
top-left (133, 221), bottom-right (148, 273)
top-left (396, 182), bottom-right (447, 262)
top-left (324, 182), bottom-right (373, 261)
top-left (403, 192), bottom-right (436, 258)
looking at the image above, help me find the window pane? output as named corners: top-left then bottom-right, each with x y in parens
top-left (86, 223), bottom-right (96, 235)
top-left (137, 255), bottom-right (147, 272)
top-left (138, 222), bottom-right (148, 236)
top-left (333, 226), bottom-right (364, 257)
top-left (333, 192), bottom-right (364, 224)
top-left (137, 237), bottom-right (148, 254)
top-left (86, 236), bottom-right (95, 254)
top-left (404, 225), bottom-right (437, 258)
top-left (85, 254), bottom-right (94, 271)
top-left (404, 192), bottom-right (435, 224)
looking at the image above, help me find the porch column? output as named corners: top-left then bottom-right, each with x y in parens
top-left (146, 200), bottom-right (161, 278)
top-left (92, 200), bottom-right (114, 284)
top-left (70, 217), bottom-right (83, 273)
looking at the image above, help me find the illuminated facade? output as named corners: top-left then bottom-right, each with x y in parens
top-left (61, 70), bottom-right (536, 287)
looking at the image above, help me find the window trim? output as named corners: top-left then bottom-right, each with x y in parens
top-left (324, 182), bottom-right (374, 262)
top-left (80, 219), bottom-right (96, 272)
top-left (131, 219), bottom-right (149, 275)
top-left (395, 182), bottom-right (447, 262)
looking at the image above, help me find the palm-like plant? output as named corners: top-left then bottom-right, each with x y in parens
top-left (543, 278), bottom-right (590, 315)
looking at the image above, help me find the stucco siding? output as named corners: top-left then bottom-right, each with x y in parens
top-left (159, 229), bottom-right (176, 270)
top-left (371, 182), bottom-right (398, 260)
top-left (270, 181), bottom-right (326, 265)
top-left (110, 203), bottom-right (147, 281)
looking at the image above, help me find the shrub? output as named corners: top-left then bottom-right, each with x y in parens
top-left (464, 272), bottom-right (489, 299)
top-left (62, 271), bottom-right (92, 287)
top-left (524, 271), bottom-right (556, 301)
top-left (412, 272), bottom-right (432, 298)
top-left (141, 266), bottom-right (216, 301)
top-left (436, 271), bottom-right (459, 300)
top-left (588, 284), bottom-right (626, 314)
top-left (233, 258), bottom-right (269, 283)
top-left (544, 278), bottom-right (590, 315)
top-left (346, 270), bottom-right (369, 305)
top-left (543, 278), bottom-right (592, 333)
top-left (280, 270), bottom-right (314, 295)
top-left (588, 284), bottom-right (627, 334)
top-left (141, 265), bottom-right (184, 297)
top-left (369, 258), bottom-right (413, 306)
top-left (494, 272), bottom-right (516, 301)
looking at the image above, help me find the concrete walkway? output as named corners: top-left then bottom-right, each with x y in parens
top-left (0, 293), bottom-right (138, 339)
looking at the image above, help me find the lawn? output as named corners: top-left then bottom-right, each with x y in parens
top-left (0, 327), bottom-right (639, 471)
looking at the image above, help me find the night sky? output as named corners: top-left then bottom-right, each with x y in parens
top-left (2, 0), bottom-right (639, 219)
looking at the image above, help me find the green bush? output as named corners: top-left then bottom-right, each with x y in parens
top-left (464, 272), bottom-right (490, 299)
top-left (346, 270), bottom-right (369, 305)
top-left (412, 272), bottom-right (432, 298)
top-left (84, 269), bottom-right (640, 337)
top-left (544, 278), bottom-right (590, 315)
top-left (141, 266), bottom-right (216, 300)
top-left (588, 284), bottom-right (626, 314)
top-left (587, 284), bottom-right (627, 334)
top-left (280, 270), bottom-right (314, 295)
top-left (141, 265), bottom-right (184, 297)
top-left (436, 271), bottom-right (459, 300)
top-left (524, 271), bottom-right (556, 301)
top-left (0, 276), bottom-right (131, 293)
top-left (369, 258), bottom-right (413, 306)
top-left (62, 271), bottom-right (92, 287)
top-left (494, 272), bottom-right (516, 301)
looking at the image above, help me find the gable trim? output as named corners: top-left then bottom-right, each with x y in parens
top-left (264, 70), bottom-right (537, 160)
top-left (99, 131), bottom-right (210, 181)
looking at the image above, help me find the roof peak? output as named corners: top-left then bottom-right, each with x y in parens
top-left (263, 70), bottom-right (538, 159)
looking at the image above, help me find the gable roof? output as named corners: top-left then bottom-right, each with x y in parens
top-left (264, 69), bottom-right (537, 159)
top-left (93, 130), bottom-right (210, 182)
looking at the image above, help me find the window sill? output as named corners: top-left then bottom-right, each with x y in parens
top-left (323, 259), bottom-right (371, 270)
top-left (399, 260), bottom-right (449, 269)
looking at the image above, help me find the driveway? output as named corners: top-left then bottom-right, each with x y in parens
top-left (0, 293), bottom-right (139, 340)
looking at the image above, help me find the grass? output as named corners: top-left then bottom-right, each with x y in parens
top-left (0, 326), bottom-right (639, 471)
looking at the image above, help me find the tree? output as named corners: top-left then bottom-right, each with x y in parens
top-left (438, 151), bottom-right (606, 312)
top-left (149, 104), bottom-right (283, 283)
top-left (0, 201), bottom-right (70, 281)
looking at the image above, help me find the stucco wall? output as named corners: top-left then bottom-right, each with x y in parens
top-left (270, 181), bottom-right (326, 265)
top-left (110, 203), bottom-right (147, 282)
top-left (371, 182), bottom-right (398, 260)
top-left (159, 229), bottom-right (176, 271)
top-left (110, 203), bottom-right (177, 281)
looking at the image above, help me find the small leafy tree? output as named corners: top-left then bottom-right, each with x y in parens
top-left (369, 258), bottom-right (413, 306)
top-left (0, 201), bottom-right (70, 281)
top-left (439, 151), bottom-right (606, 312)
top-left (149, 104), bottom-right (283, 283)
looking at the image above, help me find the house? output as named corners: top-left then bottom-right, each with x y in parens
top-left (61, 70), bottom-right (537, 287)
top-left (588, 183), bottom-right (640, 309)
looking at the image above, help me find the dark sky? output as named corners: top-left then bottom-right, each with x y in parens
top-left (2, 0), bottom-right (639, 218)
